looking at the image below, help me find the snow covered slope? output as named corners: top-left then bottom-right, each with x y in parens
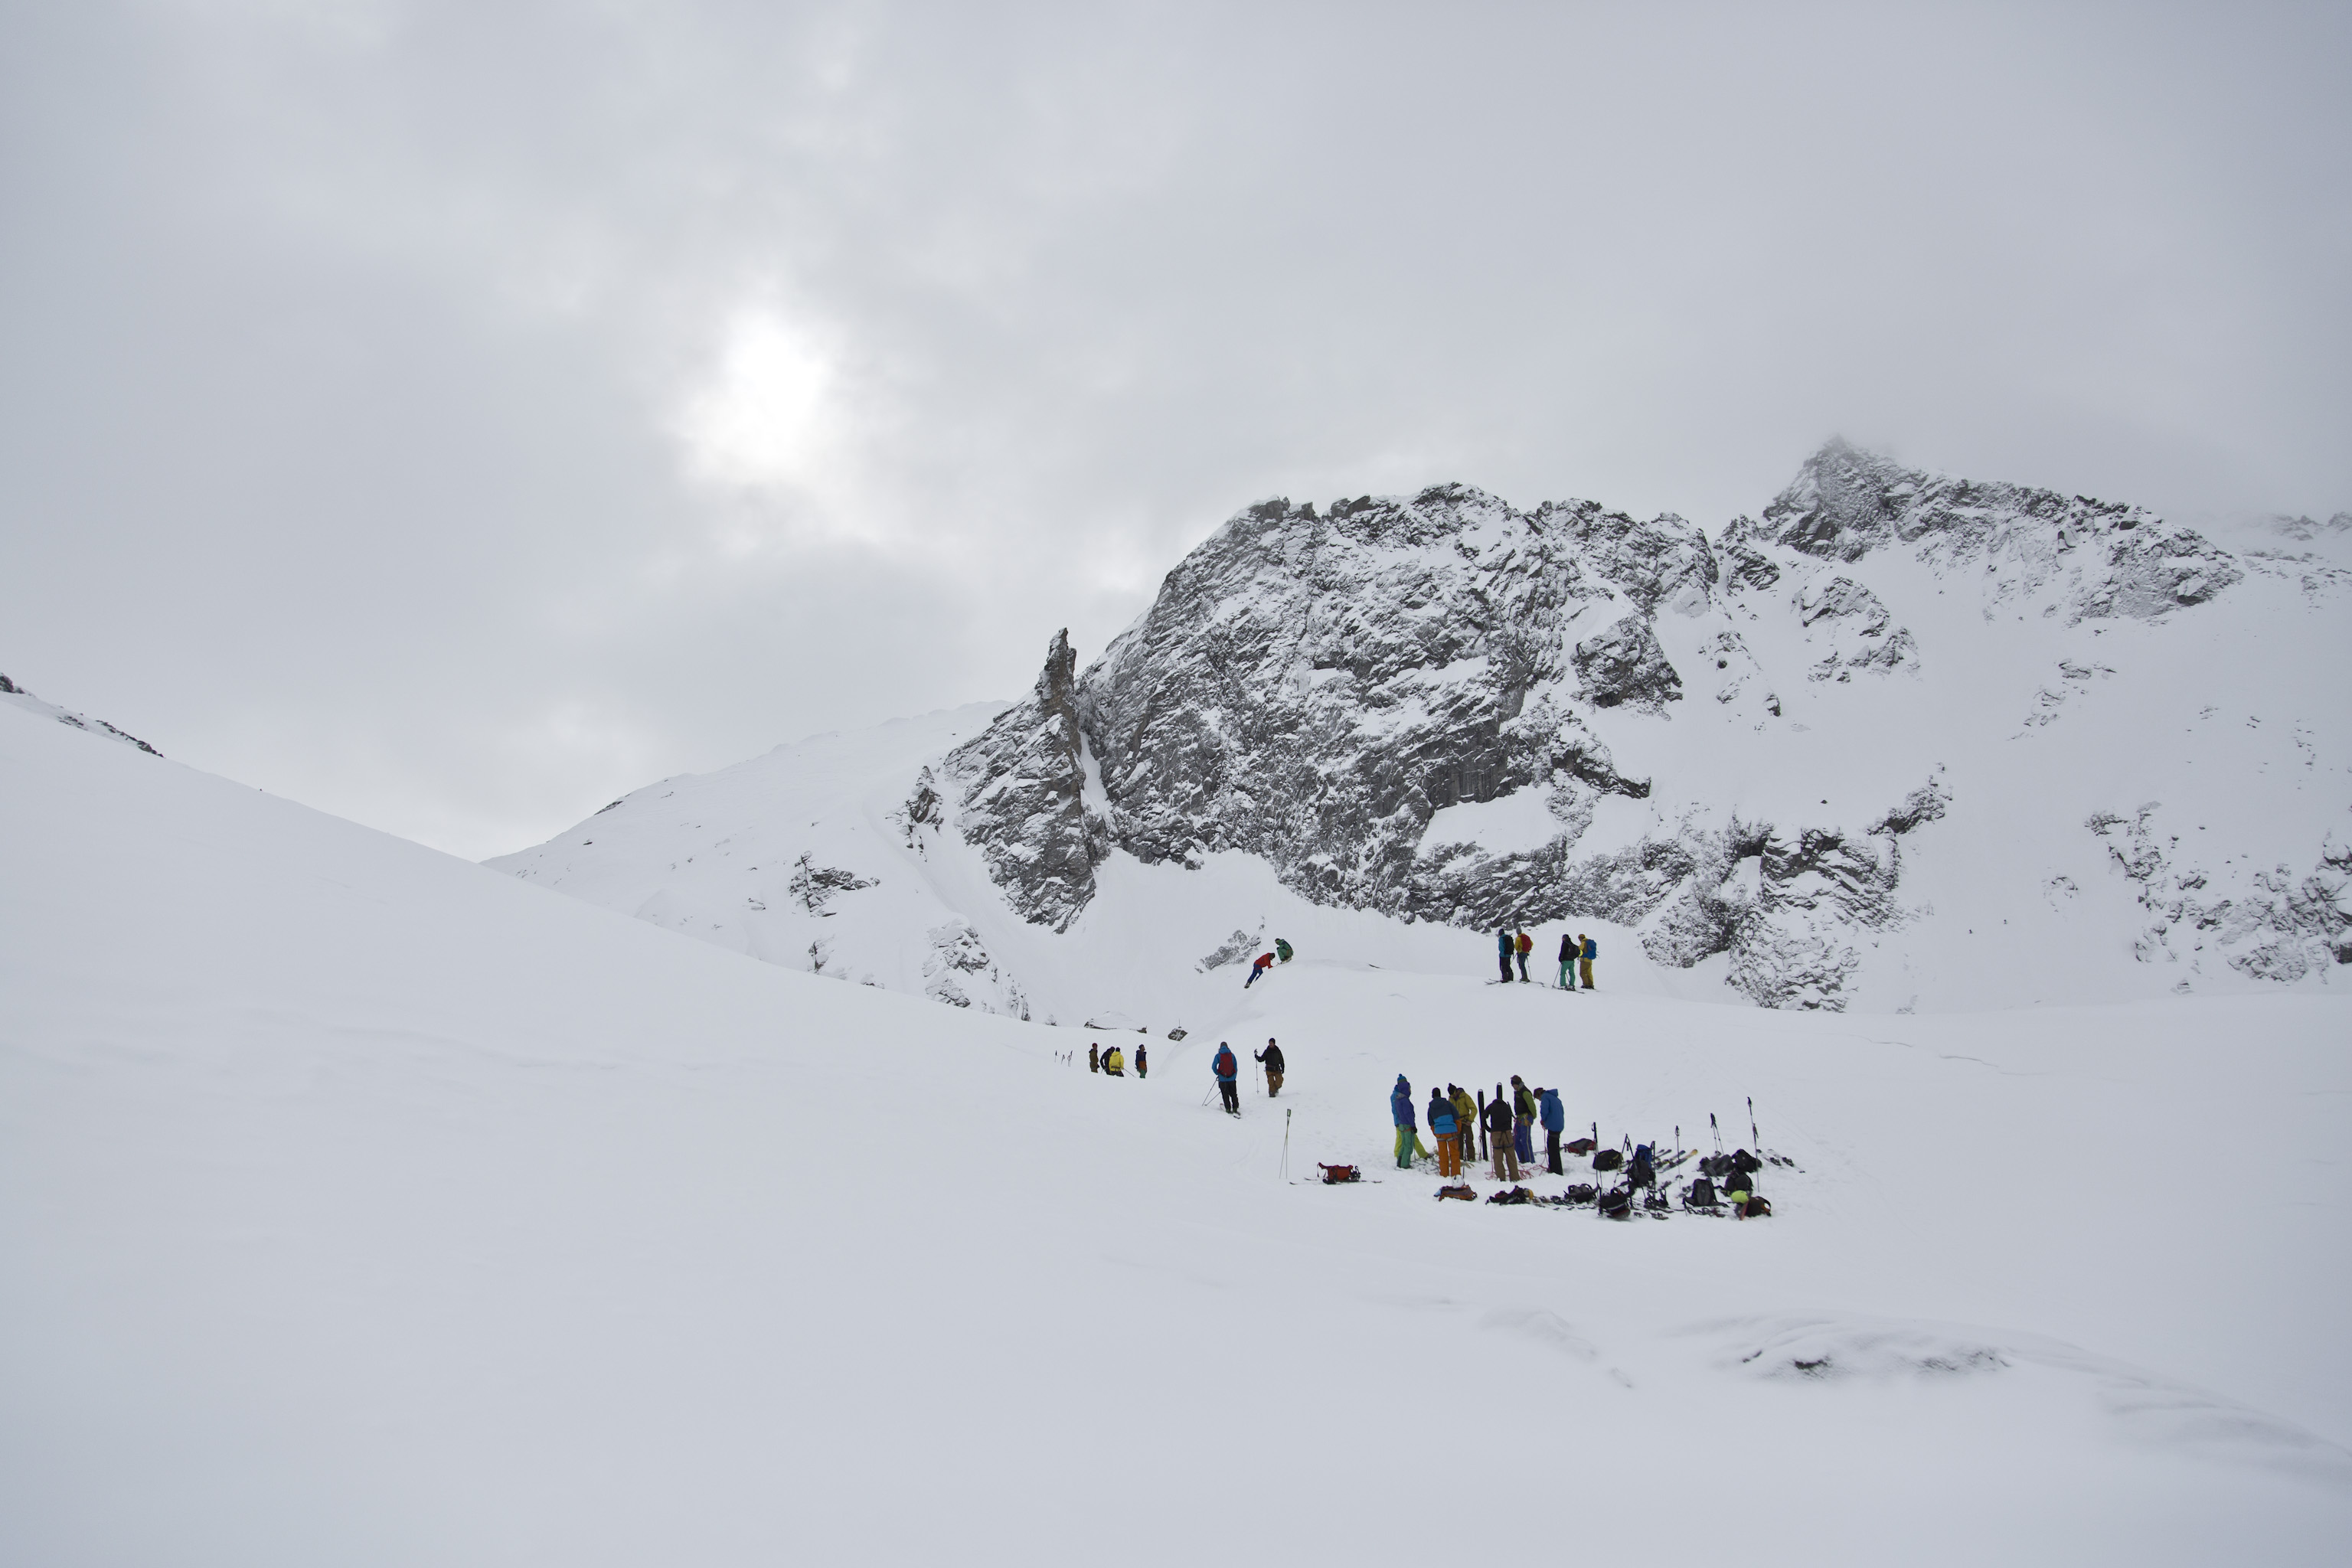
top-left (498, 442), bottom-right (2350, 1021)
top-left (0, 669), bottom-right (160, 755)
top-left (5, 681), bottom-right (2350, 1565)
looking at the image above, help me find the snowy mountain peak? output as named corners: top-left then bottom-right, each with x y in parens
top-left (497, 442), bottom-right (2350, 1018)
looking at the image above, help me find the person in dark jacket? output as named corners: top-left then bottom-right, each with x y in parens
top-left (1089, 1042), bottom-right (1100, 1073)
top-left (1255, 1038), bottom-right (1285, 1096)
top-left (1135, 1043), bottom-right (1148, 1079)
top-left (1428, 1087), bottom-right (1460, 1178)
top-left (1510, 1075), bottom-right (1537, 1165)
top-left (1484, 1084), bottom-right (1520, 1182)
top-left (1213, 1042), bottom-right (1240, 1114)
top-left (1538, 1086), bottom-right (1566, 1174)
top-left (1514, 929), bottom-right (1532, 982)
top-left (1579, 933), bottom-right (1597, 990)
top-left (1102, 1044), bottom-right (1125, 1076)
top-left (1558, 932), bottom-right (1576, 989)
top-left (1496, 926), bottom-right (1514, 982)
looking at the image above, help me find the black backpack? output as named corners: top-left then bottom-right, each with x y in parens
top-left (1687, 1176), bottom-right (1717, 1207)
top-left (1598, 1187), bottom-right (1632, 1220)
top-left (1563, 1183), bottom-right (1596, 1204)
top-left (1593, 1148), bottom-right (1624, 1172)
top-left (1731, 1148), bottom-right (1761, 1175)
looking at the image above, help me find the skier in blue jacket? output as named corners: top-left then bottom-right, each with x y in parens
top-left (1390, 1075), bottom-right (1430, 1168)
top-left (1538, 1086), bottom-right (1566, 1174)
top-left (1213, 1042), bottom-right (1240, 1115)
top-left (1428, 1086), bottom-right (1462, 1178)
top-left (1495, 926), bottom-right (1514, 983)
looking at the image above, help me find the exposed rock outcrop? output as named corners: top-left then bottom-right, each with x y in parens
top-left (0, 672), bottom-right (162, 756)
top-left (936, 630), bottom-right (1107, 933)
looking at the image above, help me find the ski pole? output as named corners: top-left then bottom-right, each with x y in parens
top-left (1749, 1096), bottom-right (1760, 1155)
top-left (1281, 1107), bottom-right (1292, 1179)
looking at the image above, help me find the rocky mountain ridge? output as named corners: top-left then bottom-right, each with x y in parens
top-left (929, 439), bottom-right (2344, 1008)
top-left (498, 440), bottom-right (2349, 1016)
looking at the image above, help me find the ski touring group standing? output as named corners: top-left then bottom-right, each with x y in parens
top-left (1497, 925), bottom-right (1596, 989)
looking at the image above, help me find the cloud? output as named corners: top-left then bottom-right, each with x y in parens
top-left (2, 0), bottom-right (2347, 859)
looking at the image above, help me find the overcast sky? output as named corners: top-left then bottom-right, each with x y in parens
top-left (4, 1), bottom-right (2346, 859)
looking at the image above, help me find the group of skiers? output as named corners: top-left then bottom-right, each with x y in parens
top-left (1498, 926), bottom-right (1596, 989)
top-left (1086, 1040), bottom-right (1146, 1077)
top-left (1392, 1073), bottom-right (1566, 1180)
top-left (1207, 1038), bottom-right (1282, 1112)
top-left (1243, 938), bottom-right (1295, 988)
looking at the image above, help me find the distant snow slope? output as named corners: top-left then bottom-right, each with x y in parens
top-left (498, 442), bottom-right (2350, 1021)
top-left (5, 687), bottom-right (2350, 1566)
top-left (0, 670), bottom-right (160, 755)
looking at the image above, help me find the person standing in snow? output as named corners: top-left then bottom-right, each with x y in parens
top-left (1428, 1086), bottom-right (1460, 1178)
top-left (1579, 933), bottom-right (1597, 991)
top-left (1103, 1044), bottom-right (1125, 1076)
top-left (1511, 1075), bottom-right (1537, 1166)
top-left (1213, 1042), bottom-right (1240, 1113)
top-left (1450, 1086), bottom-right (1478, 1165)
top-left (1538, 1086), bottom-right (1566, 1174)
top-left (1245, 952), bottom-right (1275, 988)
top-left (1484, 1084), bottom-right (1520, 1182)
top-left (1135, 1043), bottom-right (1148, 1079)
top-left (1390, 1074), bottom-right (1430, 1169)
top-left (1514, 929), bottom-right (1532, 982)
top-left (1255, 1038), bottom-right (1285, 1096)
top-left (1557, 932), bottom-right (1576, 989)
top-left (1496, 926), bottom-right (1514, 983)
top-left (1089, 1042), bottom-right (1100, 1073)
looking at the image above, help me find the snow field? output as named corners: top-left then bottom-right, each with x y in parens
top-left (4, 704), bottom-right (2350, 1565)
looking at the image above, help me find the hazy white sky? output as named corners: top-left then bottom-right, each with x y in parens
top-left (4, 0), bottom-right (2346, 858)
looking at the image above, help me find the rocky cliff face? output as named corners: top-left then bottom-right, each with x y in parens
top-left (933, 440), bottom-right (2346, 1009)
top-left (938, 629), bottom-right (1106, 933)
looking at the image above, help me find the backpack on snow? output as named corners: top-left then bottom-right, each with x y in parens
top-left (1597, 1187), bottom-right (1632, 1220)
top-left (1563, 1183), bottom-right (1597, 1204)
top-left (1592, 1148), bottom-right (1624, 1172)
top-left (1319, 1164), bottom-right (1361, 1184)
top-left (1739, 1195), bottom-right (1772, 1218)
top-left (1564, 1137), bottom-right (1596, 1156)
top-left (1434, 1184), bottom-right (1477, 1201)
top-left (1687, 1176), bottom-right (1717, 1207)
top-left (1488, 1185), bottom-right (1535, 1205)
top-left (1731, 1148), bottom-right (1761, 1174)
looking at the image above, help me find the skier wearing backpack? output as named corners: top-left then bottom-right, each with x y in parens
top-left (1538, 1086), bottom-right (1565, 1173)
top-left (1579, 933), bottom-right (1597, 990)
top-left (1254, 1038), bottom-right (1285, 1096)
top-left (1427, 1086), bottom-right (1460, 1178)
top-left (1213, 1043), bottom-right (1240, 1114)
top-left (1495, 926), bottom-right (1514, 982)
top-left (1514, 929), bottom-right (1532, 982)
top-left (1274, 938), bottom-right (1294, 964)
top-left (1510, 1076), bottom-right (1537, 1165)
top-left (1483, 1084), bottom-right (1519, 1182)
top-left (1557, 932), bottom-right (1576, 989)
